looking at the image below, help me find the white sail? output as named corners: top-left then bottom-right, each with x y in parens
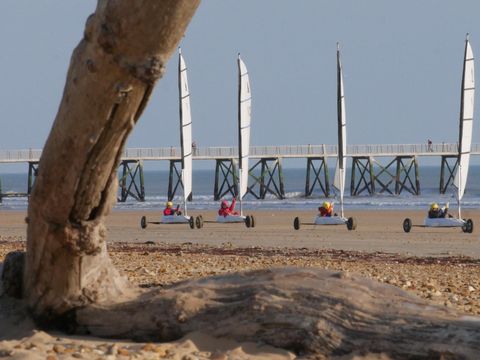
top-left (178, 49), bottom-right (193, 207)
top-left (453, 36), bottom-right (474, 205)
top-left (238, 54), bottom-right (251, 200)
top-left (333, 44), bottom-right (347, 217)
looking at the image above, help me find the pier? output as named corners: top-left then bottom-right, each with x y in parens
top-left (0, 142), bottom-right (474, 202)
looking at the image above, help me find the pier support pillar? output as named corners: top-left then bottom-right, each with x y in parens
top-left (369, 157), bottom-right (397, 195)
top-left (395, 156), bottom-right (420, 195)
top-left (350, 157), bottom-right (375, 196)
top-left (305, 157), bottom-right (330, 197)
top-left (439, 155), bottom-right (458, 194)
top-left (168, 160), bottom-right (192, 201)
top-left (249, 157), bottom-right (285, 200)
top-left (118, 160), bottom-right (145, 202)
top-left (351, 156), bottom-right (420, 196)
top-left (214, 159), bottom-right (238, 201)
top-left (28, 161), bottom-right (39, 195)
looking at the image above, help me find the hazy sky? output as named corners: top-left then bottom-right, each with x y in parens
top-left (1, 1), bottom-right (479, 154)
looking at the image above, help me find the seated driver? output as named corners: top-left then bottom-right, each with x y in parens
top-left (318, 201), bottom-right (334, 217)
top-left (428, 202), bottom-right (448, 219)
top-left (218, 197), bottom-right (239, 217)
top-left (163, 201), bottom-right (182, 216)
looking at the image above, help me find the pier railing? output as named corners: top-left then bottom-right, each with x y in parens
top-left (119, 143), bottom-right (467, 159)
top-left (0, 149), bottom-right (43, 163)
top-left (0, 142), bottom-right (469, 163)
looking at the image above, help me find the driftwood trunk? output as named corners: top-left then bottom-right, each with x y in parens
top-left (24, 0), bottom-right (200, 319)
top-left (3, 1), bottom-right (478, 358)
top-left (71, 268), bottom-right (479, 358)
top-left (5, 249), bottom-right (480, 358)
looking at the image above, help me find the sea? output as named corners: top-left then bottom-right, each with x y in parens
top-left (1, 165), bottom-right (480, 212)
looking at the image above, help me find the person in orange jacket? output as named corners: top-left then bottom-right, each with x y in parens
top-left (318, 201), bottom-right (334, 217)
top-left (218, 197), bottom-right (239, 217)
top-left (163, 201), bottom-right (182, 216)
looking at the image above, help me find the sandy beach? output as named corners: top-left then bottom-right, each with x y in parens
top-left (2, 208), bottom-right (480, 256)
top-left (1, 208), bottom-right (480, 358)
top-left (112, 208), bottom-right (480, 257)
top-left (0, 208), bottom-right (471, 256)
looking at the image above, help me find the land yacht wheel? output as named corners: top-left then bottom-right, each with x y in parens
top-left (466, 219), bottom-right (474, 233)
top-left (403, 218), bottom-right (412, 233)
top-left (245, 215), bottom-right (252, 228)
top-left (250, 215), bottom-right (256, 228)
top-left (347, 217), bottom-right (357, 231)
top-left (189, 216), bottom-right (195, 229)
top-left (195, 215), bottom-right (204, 229)
top-left (293, 217), bottom-right (301, 230)
top-left (140, 216), bottom-right (147, 229)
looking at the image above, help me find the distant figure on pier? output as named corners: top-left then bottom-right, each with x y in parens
top-left (428, 202), bottom-right (449, 219)
top-left (192, 141), bottom-right (197, 155)
top-left (163, 201), bottom-right (182, 216)
top-left (427, 139), bottom-right (433, 152)
top-left (218, 197), bottom-right (239, 217)
top-left (318, 201), bottom-right (334, 217)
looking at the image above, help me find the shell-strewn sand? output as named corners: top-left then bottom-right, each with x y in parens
top-left (1, 209), bottom-right (479, 358)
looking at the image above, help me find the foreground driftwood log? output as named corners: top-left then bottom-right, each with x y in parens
top-left (5, 253), bottom-right (480, 357)
top-left (1, 0), bottom-right (480, 358)
top-left (65, 268), bottom-right (480, 358)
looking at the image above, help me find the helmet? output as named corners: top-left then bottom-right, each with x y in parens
top-left (430, 203), bottom-right (439, 210)
top-left (166, 201), bottom-right (173, 208)
top-left (221, 200), bottom-right (228, 208)
top-left (322, 201), bottom-right (330, 209)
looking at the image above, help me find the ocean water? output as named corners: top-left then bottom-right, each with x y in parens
top-left (2, 166), bottom-right (480, 212)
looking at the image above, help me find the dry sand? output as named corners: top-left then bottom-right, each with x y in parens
top-left (1, 208), bottom-right (479, 359)
top-left (110, 208), bottom-right (480, 257)
top-left (2, 208), bottom-right (479, 257)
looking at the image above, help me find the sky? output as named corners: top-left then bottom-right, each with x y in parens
top-left (1, 1), bottom-right (480, 168)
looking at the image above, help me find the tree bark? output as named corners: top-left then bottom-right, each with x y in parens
top-left (72, 268), bottom-right (480, 358)
top-left (24, 0), bottom-right (200, 320)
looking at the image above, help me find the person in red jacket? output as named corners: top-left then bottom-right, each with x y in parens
top-left (218, 197), bottom-right (239, 217)
top-left (318, 201), bottom-right (333, 217)
top-left (163, 201), bottom-right (181, 216)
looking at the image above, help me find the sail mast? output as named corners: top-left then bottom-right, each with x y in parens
top-left (178, 48), bottom-right (193, 215)
top-left (453, 35), bottom-right (475, 219)
top-left (237, 54), bottom-right (252, 216)
top-left (334, 43), bottom-right (347, 218)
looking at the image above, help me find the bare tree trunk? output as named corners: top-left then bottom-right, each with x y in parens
top-left (24, 0), bottom-right (200, 320)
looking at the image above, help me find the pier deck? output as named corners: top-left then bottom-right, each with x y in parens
top-left (0, 143), bottom-right (469, 163)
